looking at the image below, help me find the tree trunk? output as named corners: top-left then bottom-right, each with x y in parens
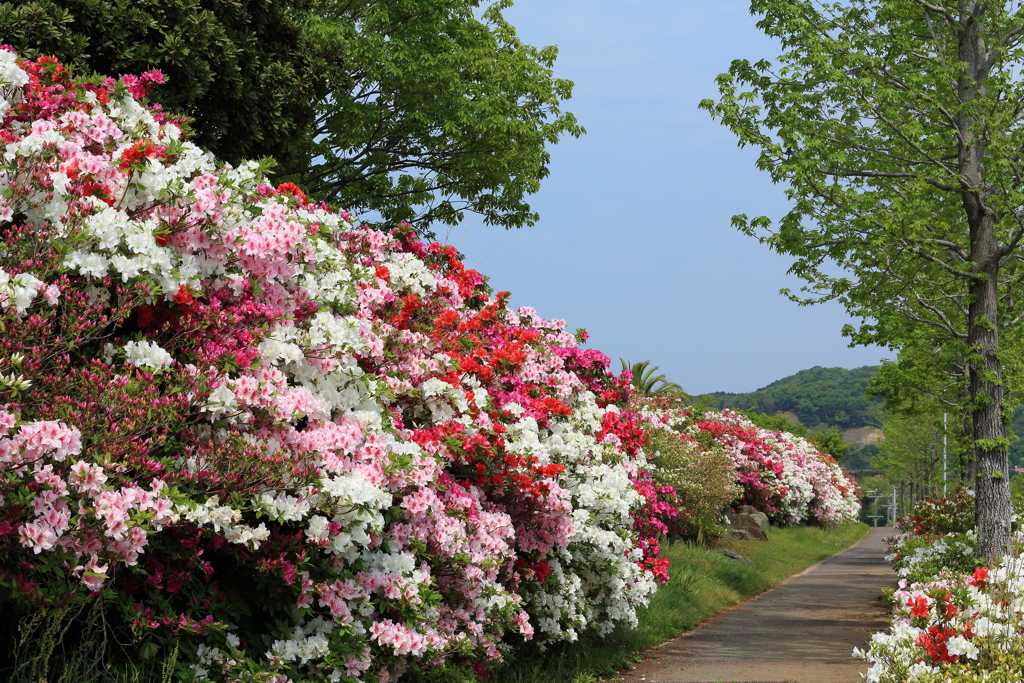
top-left (967, 257), bottom-right (1010, 562)
top-left (960, 2), bottom-right (1012, 563)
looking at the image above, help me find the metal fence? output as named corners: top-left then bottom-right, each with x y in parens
top-left (861, 488), bottom-right (898, 527)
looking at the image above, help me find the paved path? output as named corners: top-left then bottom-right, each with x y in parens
top-left (616, 527), bottom-right (897, 683)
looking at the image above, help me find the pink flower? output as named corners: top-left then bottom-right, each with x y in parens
top-left (70, 461), bottom-right (108, 493)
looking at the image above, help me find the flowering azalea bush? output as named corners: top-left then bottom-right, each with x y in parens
top-left (859, 535), bottom-right (1024, 680)
top-left (854, 561), bottom-right (1024, 682)
top-left (0, 49), bottom-right (865, 682)
top-left (627, 396), bottom-right (738, 539)
top-left (628, 468), bottom-right (680, 582)
top-left (0, 50), bottom-right (664, 681)
top-left (629, 401), bottom-right (860, 528)
top-left (897, 488), bottom-right (976, 537)
top-left (885, 489), bottom-right (980, 584)
top-left (694, 410), bottom-right (861, 525)
top-left (856, 489), bottom-right (1024, 682)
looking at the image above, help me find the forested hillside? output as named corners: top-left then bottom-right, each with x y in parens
top-left (704, 366), bottom-right (883, 431)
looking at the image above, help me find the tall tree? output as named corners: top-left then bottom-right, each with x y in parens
top-left (701, 0), bottom-right (1024, 560)
top-left (873, 404), bottom-right (962, 509)
top-left (1, 0), bottom-right (331, 171)
top-left (295, 0), bottom-right (583, 233)
top-left (1, 0), bottom-right (581, 235)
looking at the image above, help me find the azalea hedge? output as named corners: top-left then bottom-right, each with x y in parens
top-left (631, 399), bottom-right (861, 530)
top-left (0, 50), bottom-right (860, 682)
top-left (856, 489), bottom-right (1024, 682)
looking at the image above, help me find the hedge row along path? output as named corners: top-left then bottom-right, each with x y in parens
top-left (617, 526), bottom-right (896, 683)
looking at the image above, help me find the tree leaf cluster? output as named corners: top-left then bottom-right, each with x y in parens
top-left (1, 0), bottom-right (583, 235)
top-left (294, 0), bottom-right (584, 234)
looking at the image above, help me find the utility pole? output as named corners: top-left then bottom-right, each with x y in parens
top-left (890, 487), bottom-right (898, 526)
top-left (943, 412), bottom-right (948, 496)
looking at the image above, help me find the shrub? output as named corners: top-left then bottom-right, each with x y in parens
top-left (857, 560), bottom-right (1024, 682)
top-left (0, 50), bottom-right (659, 682)
top-left (897, 487), bottom-right (976, 537)
top-left (633, 405), bottom-right (861, 527)
top-left (635, 408), bottom-right (737, 539)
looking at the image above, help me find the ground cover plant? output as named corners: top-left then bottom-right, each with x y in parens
top-left (858, 489), bottom-right (1024, 682)
top-left (0, 51), bottom-right (861, 682)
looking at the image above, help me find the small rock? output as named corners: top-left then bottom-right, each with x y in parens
top-left (716, 529), bottom-right (754, 541)
top-left (728, 512), bottom-right (768, 540)
top-left (718, 548), bottom-right (754, 565)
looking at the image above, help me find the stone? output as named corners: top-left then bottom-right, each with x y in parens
top-left (749, 511), bottom-right (770, 534)
top-left (717, 548), bottom-right (753, 565)
top-left (736, 505), bottom-right (771, 533)
top-left (717, 529), bottom-right (753, 541)
top-left (727, 511), bottom-right (768, 541)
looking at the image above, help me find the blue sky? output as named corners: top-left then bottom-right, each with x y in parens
top-left (450, 0), bottom-right (893, 395)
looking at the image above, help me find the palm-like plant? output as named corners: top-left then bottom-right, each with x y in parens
top-left (620, 359), bottom-right (691, 401)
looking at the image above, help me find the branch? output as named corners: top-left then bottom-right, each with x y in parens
top-left (901, 243), bottom-right (982, 281)
top-left (817, 169), bottom-right (917, 178)
top-left (910, 0), bottom-right (957, 26)
top-left (866, 97), bottom-right (958, 176)
top-left (902, 308), bottom-right (968, 339)
top-left (902, 236), bottom-right (970, 261)
top-left (1001, 306), bottom-right (1024, 330)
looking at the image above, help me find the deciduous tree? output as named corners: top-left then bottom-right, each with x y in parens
top-left (702, 0), bottom-right (1024, 559)
top-left (1, 0), bottom-right (581, 235)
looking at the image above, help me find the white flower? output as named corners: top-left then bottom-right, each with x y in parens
top-left (944, 635), bottom-right (979, 659)
top-left (0, 50), bottom-right (29, 89)
top-left (123, 340), bottom-right (174, 369)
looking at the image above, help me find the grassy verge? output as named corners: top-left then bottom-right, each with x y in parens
top-left (495, 522), bottom-right (871, 683)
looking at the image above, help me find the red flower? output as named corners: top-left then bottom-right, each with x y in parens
top-left (276, 181), bottom-right (307, 202)
top-left (118, 138), bottom-right (161, 171)
top-left (908, 595), bottom-right (930, 618)
top-left (173, 285), bottom-right (196, 316)
top-left (969, 567), bottom-right (988, 588)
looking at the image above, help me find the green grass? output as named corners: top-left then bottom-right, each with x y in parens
top-left (494, 522), bottom-right (871, 683)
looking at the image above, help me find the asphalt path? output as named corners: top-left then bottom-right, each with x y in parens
top-left (615, 526), bottom-right (897, 683)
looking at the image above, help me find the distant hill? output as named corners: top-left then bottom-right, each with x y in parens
top-left (703, 366), bottom-right (883, 432)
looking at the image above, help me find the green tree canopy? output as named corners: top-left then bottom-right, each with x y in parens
top-left (2, 0), bottom-right (329, 170)
top-left (295, 0), bottom-right (583, 233)
top-left (702, 0), bottom-right (1024, 560)
top-left (872, 404), bottom-right (963, 508)
top-left (2, 0), bottom-right (582, 235)
top-left (706, 366), bottom-right (882, 430)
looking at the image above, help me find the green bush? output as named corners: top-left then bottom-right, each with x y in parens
top-left (899, 487), bottom-right (975, 536)
top-left (642, 422), bottom-right (738, 539)
top-left (889, 532), bottom-right (980, 584)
